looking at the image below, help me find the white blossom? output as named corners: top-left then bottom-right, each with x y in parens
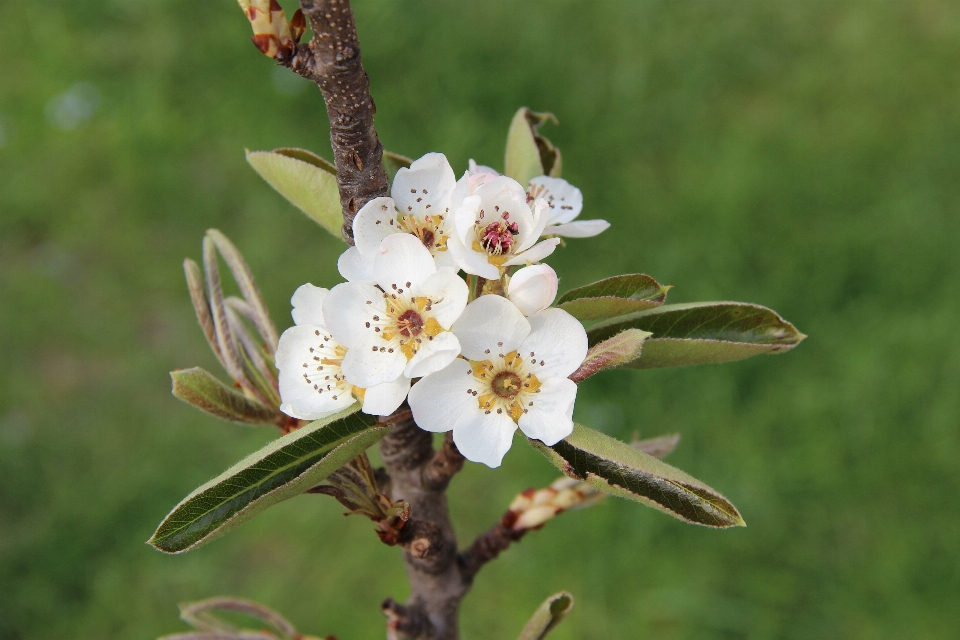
top-left (325, 234), bottom-right (469, 388)
top-left (527, 176), bottom-right (609, 238)
top-left (408, 295), bottom-right (588, 468)
top-left (507, 264), bottom-right (558, 316)
top-left (448, 175), bottom-right (560, 279)
top-left (339, 153), bottom-right (459, 283)
top-left (275, 284), bottom-right (410, 419)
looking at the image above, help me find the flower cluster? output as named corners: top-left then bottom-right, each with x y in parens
top-left (276, 153), bottom-right (608, 467)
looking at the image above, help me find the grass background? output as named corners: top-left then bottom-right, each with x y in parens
top-left (2, 1), bottom-right (959, 638)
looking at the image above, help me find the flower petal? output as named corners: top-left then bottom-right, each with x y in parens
top-left (337, 246), bottom-right (375, 283)
top-left (528, 176), bottom-right (583, 225)
top-left (474, 177), bottom-right (534, 239)
top-left (408, 358), bottom-right (475, 433)
top-left (290, 283), bottom-right (328, 326)
top-left (516, 199), bottom-right (549, 252)
top-left (520, 308), bottom-right (588, 379)
top-left (372, 233), bottom-right (437, 292)
top-left (341, 333), bottom-right (407, 387)
top-left (452, 295), bottom-right (530, 361)
top-left (323, 282), bottom-right (386, 348)
top-left (392, 152), bottom-right (456, 215)
top-left (547, 219), bottom-right (611, 238)
top-left (404, 331), bottom-right (461, 379)
top-left (415, 268), bottom-right (468, 328)
top-left (453, 404), bottom-right (517, 468)
top-left (449, 233), bottom-right (499, 279)
top-left (503, 237), bottom-right (561, 267)
top-left (517, 376), bottom-right (576, 446)
top-left (454, 195), bottom-right (482, 244)
top-left (280, 392), bottom-right (355, 422)
top-left (353, 196), bottom-right (401, 257)
top-left (361, 376), bottom-right (410, 416)
top-left (276, 324), bottom-right (355, 420)
top-left (507, 264), bottom-right (558, 316)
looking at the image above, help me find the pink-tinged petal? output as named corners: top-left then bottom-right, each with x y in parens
top-left (528, 176), bottom-right (583, 225)
top-left (415, 268), bottom-right (468, 328)
top-left (520, 308), bottom-right (588, 379)
top-left (468, 159), bottom-right (499, 176)
top-left (547, 219), bottom-right (610, 238)
top-left (392, 152), bottom-right (456, 214)
top-left (503, 238), bottom-right (561, 267)
top-left (372, 233), bottom-right (437, 292)
top-left (452, 405), bottom-right (517, 468)
top-left (452, 295), bottom-right (530, 361)
top-left (517, 377), bottom-right (576, 446)
top-left (361, 377), bottom-right (410, 416)
top-left (290, 283), bottom-right (328, 326)
top-left (323, 282), bottom-right (386, 348)
top-left (408, 359), bottom-right (475, 433)
top-left (337, 246), bottom-right (375, 283)
top-left (353, 196), bottom-right (401, 257)
top-left (405, 331), bottom-right (461, 379)
top-left (341, 333), bottom-right (406, 387)
top-left (507, 264), bottom-right (558, 316)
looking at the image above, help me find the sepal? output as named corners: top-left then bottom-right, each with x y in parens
top-left (505, 107), bottom-right (562, 187)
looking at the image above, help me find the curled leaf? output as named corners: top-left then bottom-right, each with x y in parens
top-left (531, 424), bottom-right (745, 528)
top-left (171, 367), bottom-right (278, 425)
top-left (505, 107), bottom-right (561, 187)
top-left (148, 406), bottom-right (388, 553)
top-left (246, 149), bottom-right (343, 240)
top-left (588, 301), bottom-right (805, 369)
top-left (570, 328), bottom-right (651, 383)
top-left (516, 592), bottom-right (574, 640)
top-left (556, 274), bottom-right (670, 322)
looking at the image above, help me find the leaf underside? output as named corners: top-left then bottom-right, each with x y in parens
top-left (171, 367), bottom-right (278, 425)
top-left (532, 424), bottom-right (745, 528)
top-left (517, 591), bottom-right (574, 640)
top-left (149, 406), bottom-right (387, 554)
top-left (587, 301), bottom-right (805, 369)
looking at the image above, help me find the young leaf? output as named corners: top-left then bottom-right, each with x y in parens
top-left (148, 406), bottom-right (388, 554)
top-left (556, 274), bottom-right (669, 322)
top-left (587, 301), bottom-right (805, 369)
top-left (178, 596), bottom-right (298, 638)
top-left (272, 147), bottom-right (336, 174)
top-left (504, 107), bottom-right (561, 187)
top-left (516, 592), bottom-right (574, 640)
top-left (531, 424), bottom-right (745, 528)
top-left (569, 328), bottom-right (651, 383)
top-left (245, 149), bottom-right (343, 240)
top-left (171, 367), bottom-right (278, 425)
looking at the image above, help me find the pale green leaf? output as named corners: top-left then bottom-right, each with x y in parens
top-left (516, 592), bottom-right (574, 640)
top-left (504, 107), bottom-right (561, 187)
top-left (148, 405), bottom-right (388, 553)
top-left (587, 301), bottom-right (805, 369)
top-left (171, 367), bottom-right (278, 425)
top-left (531, 424), bottom-right (745, 528)
top-left (245, 149), bottom-right (343, 240)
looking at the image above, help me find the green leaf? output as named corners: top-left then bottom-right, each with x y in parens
top-left (148, 406), bottom-right (388, 554)
top-left (587, 301), bottom-right (805, 369)
top-left (516, 592), bottom-right (574, 640)
top-left (504, 107), bottom-right (561, 187)
top-left (178, 597), bottom-right (298, 639)
top-left (245, 149), bottom-right (343, 240)
top-left (171, 367), bottom-right (278, 425)
top-left (569, 328), bottom-right (651, 383)
top-left (383, 151), bottom-right (412, 183)
top-left (531, 424), bottom-right (745, 528)
top-left (556, 274), bottom-right (670, 322)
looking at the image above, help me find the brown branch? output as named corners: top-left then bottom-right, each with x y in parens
top-left (284, 0), bottom-right (390, 244)
top-left (422, 433), bottom-right (465, 492)
top-left (460, 519), bottom-right (526, 583)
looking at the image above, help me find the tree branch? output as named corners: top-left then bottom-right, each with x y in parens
top-left (284, 0), bottom-right (390, 244)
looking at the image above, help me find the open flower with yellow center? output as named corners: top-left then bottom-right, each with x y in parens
top-left (275, 284), bottom-right (411, 419)
top-left (325, 234), bottom-right (469, 389)
top-left (408, 295), bottom-right (588, 468)
top-left (448, 175), bottom-right (561, 280)
top-left (526, 176), bottom-right (609, 238)
top-left (338, 153), bottom-right (459, 283)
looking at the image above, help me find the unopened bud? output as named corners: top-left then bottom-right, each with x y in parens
top-left (236, 0), bottom-right (300, 61)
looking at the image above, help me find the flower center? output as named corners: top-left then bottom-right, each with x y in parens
top-left (396, 309), bottom-right (425, 338)
top-left (400, 215), bottom-right (447, 252)
top-left (491, 371), bottom-right (522, 399)
top-left (480, 219), bottom-right (519, 255)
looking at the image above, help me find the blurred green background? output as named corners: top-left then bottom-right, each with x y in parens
top-left (2, 1), bottom-right (959, 638)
